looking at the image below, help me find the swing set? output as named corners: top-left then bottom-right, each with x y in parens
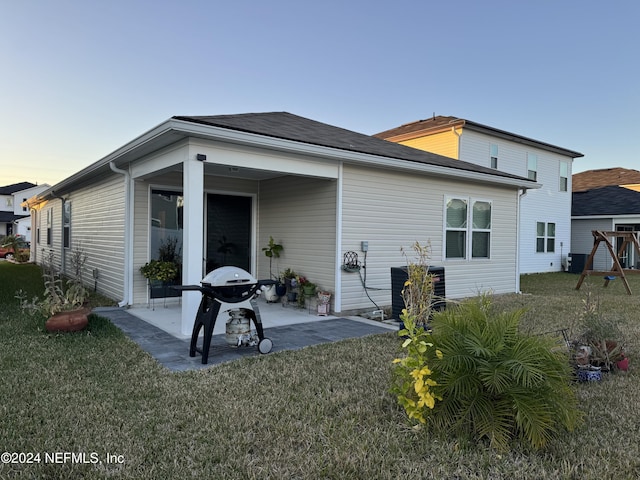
top-left (575, 230), bottom-right (640, 295)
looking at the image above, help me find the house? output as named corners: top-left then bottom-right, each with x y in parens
top-left (27, 112), bottom-right (538, 335)
top-left (374, 116), bottom-right (583, 274)
top-left (571, 168), bottom-right (640, 271)
top-left (0, 182), bottom-right (50, 241)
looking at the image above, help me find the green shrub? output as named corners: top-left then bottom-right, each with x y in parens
top-left (396, 295), bottom-right (583, 450)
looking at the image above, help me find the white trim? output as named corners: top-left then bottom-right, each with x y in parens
top-left (334, 161), bottom-right (344, 312)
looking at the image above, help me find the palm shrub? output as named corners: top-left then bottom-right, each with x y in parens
top-left (397, 295), bottom-right (583, 450)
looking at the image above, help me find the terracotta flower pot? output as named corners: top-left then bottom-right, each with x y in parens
top-left (617, 356), bottom-right (629, 371)
top-left (45, 308), bottom-right (90, 333)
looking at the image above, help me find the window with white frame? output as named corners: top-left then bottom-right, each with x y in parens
top-left (527, 153), bottom-right (537, 181)
top-left (445, 197), bottom-right (492, 259)
top-left (536, 222), bottom-right (555, 253)
top-left (63, 202), bottom-right (71, 248)
top-left (490, 144), bottom-right (498, 169)
top-left (22, 198), bottom-right (27, 212)
top-left (46, 208), bottom-right (52, 245)
top-left (559, 162), bottom-right (568, 192)
top-left (6, 197), bottom-right (13, 207)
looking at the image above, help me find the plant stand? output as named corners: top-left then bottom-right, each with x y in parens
top-left (149, 280), bottom-right (182, 310)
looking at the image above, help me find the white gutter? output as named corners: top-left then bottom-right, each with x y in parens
top-left (34, 117), bottom-right (539, 203)
top-left (109, 162), bottom-right (133, 307)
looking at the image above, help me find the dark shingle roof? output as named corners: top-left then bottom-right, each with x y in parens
top-left (572, 185), bottom-right (640, 216)
top-left (173, 112), bottom-right (532, 183)
top-left (0, 182), bottom-right (36, 195)
top-left (572, 168), bottom-right (640, 192)
top-left (0, 212), bottom-right (27, 223)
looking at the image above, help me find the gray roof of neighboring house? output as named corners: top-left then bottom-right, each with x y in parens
top-left (572, 185), bottom-right (640, 216)
top-left (173, 112), bottom-right (532, 183)
top-left (0, 182), bottom-right (36, 195)
top-left (0, 212), bottom-right (28, 223)
top-left (374, 115), bottom-right (584, 159)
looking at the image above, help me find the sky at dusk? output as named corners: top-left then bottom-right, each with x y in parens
top-left (1, 0), bottom-right (638, 187)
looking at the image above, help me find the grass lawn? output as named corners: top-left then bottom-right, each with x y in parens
top-left (1, 263), bottom-right (640, 479)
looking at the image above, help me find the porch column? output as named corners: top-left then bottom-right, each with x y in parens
top-left (181, 156), bottom-right (204, 335)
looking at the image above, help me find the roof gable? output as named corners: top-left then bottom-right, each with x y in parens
top-left (374, 115), bottom-right (583, 159)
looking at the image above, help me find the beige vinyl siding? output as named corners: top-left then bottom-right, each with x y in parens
top-left (258, 176), bottom-right (337, 294)
top-left (340, 164), bottom-right (519, 311)
top-left (400, 130), bottom-right (459, 160)
top-left (35, 200), bottom-right (63, 271)
top-left (60, 175), bottom-right (126, 301)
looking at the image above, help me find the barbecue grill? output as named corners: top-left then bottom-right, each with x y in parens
top-left (175, 266), bottom-right (274, 364)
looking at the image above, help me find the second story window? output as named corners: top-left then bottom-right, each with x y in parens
top-left (490, 144), bottom-right (498, 169)
top-left (560, 162), bottom-right (568, 192)
top-left (527, 153), bottom-right (538, 181)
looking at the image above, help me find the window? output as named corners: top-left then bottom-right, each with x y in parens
top-left (6, 197), bottom-right (13, 207)
top-left (446, 198), bottom-right (467, 258)
top-left (527, 153), bottom-right (537, 181)
top-left (536, 222), bottom-right (555, 253)
top-left (150, 189), bottom-right (183, 262)
top-left (560, 162), bottom-right (568, 192)
top-left (472, 200), bottom-right (492, 258)
top-left (490, 144), bottom-right (498, 169)
top-left (446, 197), bottom-right (492, 259)
top-left (46, 208), bottom-right (52, 245)
top-left (22, 198), bottom-right (27, 212)
top-left (63, 202), bottom-right (71, 248)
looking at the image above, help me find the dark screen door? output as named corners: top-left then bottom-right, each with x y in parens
top-left (205, 194), bottom-right (251, 273)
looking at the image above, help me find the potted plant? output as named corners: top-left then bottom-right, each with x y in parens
top-left (16, 250), bottom-right (90, 332)
top-left (296, 276), bottom-right (316, 308)
top-left (140, 259), bottom-right (179, 283)
top-left (570, 288), bottom-right (627, 377)
top-left (261, 236), bottom-right (284, 302)
top-left (281, 269), bottom-right (297, 302)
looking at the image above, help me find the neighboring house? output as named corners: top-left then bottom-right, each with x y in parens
top-left (374, 116), bottom-right (583, 274)
top-left (571, 168), bottom-right (640, 271)
top-left (0, 182), bottom-right (49, 241)
top-left (27, 112), bottom-right (538, 335)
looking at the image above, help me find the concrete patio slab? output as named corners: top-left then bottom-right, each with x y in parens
top-left (93, 306), bottom-right (397, 371)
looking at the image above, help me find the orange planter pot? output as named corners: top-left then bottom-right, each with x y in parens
top-left (45, 308), bottom-right (90, 333)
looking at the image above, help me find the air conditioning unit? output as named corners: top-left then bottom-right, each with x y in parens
top-left (562, 255), bottom-right (571, 272)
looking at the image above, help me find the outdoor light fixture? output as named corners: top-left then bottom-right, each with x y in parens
top-left (196, 154), bottom-right (206, 161)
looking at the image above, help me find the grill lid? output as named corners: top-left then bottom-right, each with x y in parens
top-left (201, 266), bottom-right (257, 287)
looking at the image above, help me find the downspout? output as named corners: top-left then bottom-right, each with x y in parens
top-left (516, 188), bottom-right (528, 293)
top-left (110, 162), bottom-right (133, 307)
